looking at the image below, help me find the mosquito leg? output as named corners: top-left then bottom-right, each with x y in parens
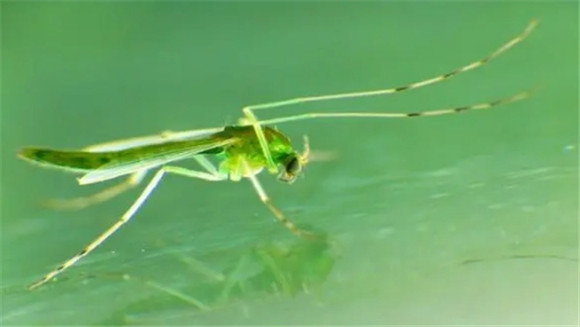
top-left (240, 159), bottom-right (312, 239)
top-left (62, 161), bottom-right (222, 210)
top-left (193, 155), bottom-right (220, 176)
top-left (29, 166), bottom-right (226, 290)
top-left (240, 20), bottom-right (537, 117)
top-left (29, 169), bottom-right (166, 290)
top-left (240, 108), bottom-right (278, 173)
top-left (44, 171), bottom-right (147, 211)
top-left (162, 165), bottom-right (227, 181)
top-left (255, 89), bottom-right (532, 126)
top-left (239, 20), bottom-right (536, 171)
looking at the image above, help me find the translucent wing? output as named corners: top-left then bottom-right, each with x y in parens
top-left (83, 127), bottom-right (226, 152)
top-left (78, 137), bottom-right (237, 185)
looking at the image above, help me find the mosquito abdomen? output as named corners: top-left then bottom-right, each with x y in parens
top-left (18, 147), bottom-right (113, 172)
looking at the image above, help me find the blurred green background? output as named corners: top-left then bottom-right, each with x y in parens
top-left (1, 2), bottom-right (578, 325)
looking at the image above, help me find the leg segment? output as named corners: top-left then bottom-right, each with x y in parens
top-left (193, 155), bottom-right (220, 176)
top-left (241, 159), bottom-right (311, 238)
top-left (242, 108), bottom-right (278, 173)
top-left (28, 166), bottom-right (226, 290)
top-left (45, 157), bottom-right (220, 211)
top-left (239, 20), bottom-right (537, 168)
top-left (44, 171), bottom-right (147, 210)
top-left (241, 20), bottom-right (537, 115)
top-left (256, 89), bottom-right (532, 125)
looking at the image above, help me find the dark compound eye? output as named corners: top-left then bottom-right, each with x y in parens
top-left (278, 155), bottom-right (301, 183)
top-left (285, 156), bottom-right (300, 175)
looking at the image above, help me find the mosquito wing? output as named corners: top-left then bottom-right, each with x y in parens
top-left (78, 136), bottom-right (237, 185)
top-left (83, 127), bottom-right (226, 152)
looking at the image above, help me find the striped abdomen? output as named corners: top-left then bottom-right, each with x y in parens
top-left (18, 148), bottom-right (116, 172)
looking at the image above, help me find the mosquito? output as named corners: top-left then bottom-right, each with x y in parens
top-left (19, 20), bottom-right (538, 290)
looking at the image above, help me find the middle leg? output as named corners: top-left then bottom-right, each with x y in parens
top-left (44, 171), bottom-right (148, 210)
top-left (241, 159), bottom-right (312, 238)
top-left (29, 165), bottom-right (226, 290)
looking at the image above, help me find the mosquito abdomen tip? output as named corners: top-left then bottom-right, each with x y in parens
top-left (17, 147), bottom-right (45, 161)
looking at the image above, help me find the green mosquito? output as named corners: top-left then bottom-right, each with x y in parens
top-left (19, 20), bottom-right (537, 290)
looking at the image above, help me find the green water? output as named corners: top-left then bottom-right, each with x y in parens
top-left (1, 2), bottom-right (578, 325)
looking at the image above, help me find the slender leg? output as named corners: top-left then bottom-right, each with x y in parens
top-left (29, 166), bottom-right (226, 290)
top-left (241, 159), bottom-right (312, 239)
top-left (242, 20), bottom-right (537, 114)
top-left (44, 171), bottom-right (147, 211)
top-left (256, 90), bottom-right (532, 126)
top-left (193, 155), bottom-right (220, 176)
top-left (239, 20), bottom-right (537, 172)
top-left (241, 109), bottom-right (278, 173)
top-left (163, 166), bottom-right (226, 181)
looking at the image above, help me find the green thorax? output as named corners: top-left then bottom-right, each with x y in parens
top-left (211, 126), bottom-right (296, 180)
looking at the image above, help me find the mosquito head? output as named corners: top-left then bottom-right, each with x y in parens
top-left (278, 135), bottom-right (309, 183)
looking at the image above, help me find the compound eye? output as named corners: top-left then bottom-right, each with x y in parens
top-left (285, 156), bottom-right (300, 176)
top-left (278, 155), bottom-right (301, 183)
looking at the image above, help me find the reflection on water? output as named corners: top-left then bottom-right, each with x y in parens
top-left (460, 253), bottom-right (578, 265)
top-left (54, 230), bottom-right (337, 323)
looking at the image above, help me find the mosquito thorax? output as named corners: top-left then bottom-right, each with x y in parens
top-left (215, 126), bottom-right (299, 178)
